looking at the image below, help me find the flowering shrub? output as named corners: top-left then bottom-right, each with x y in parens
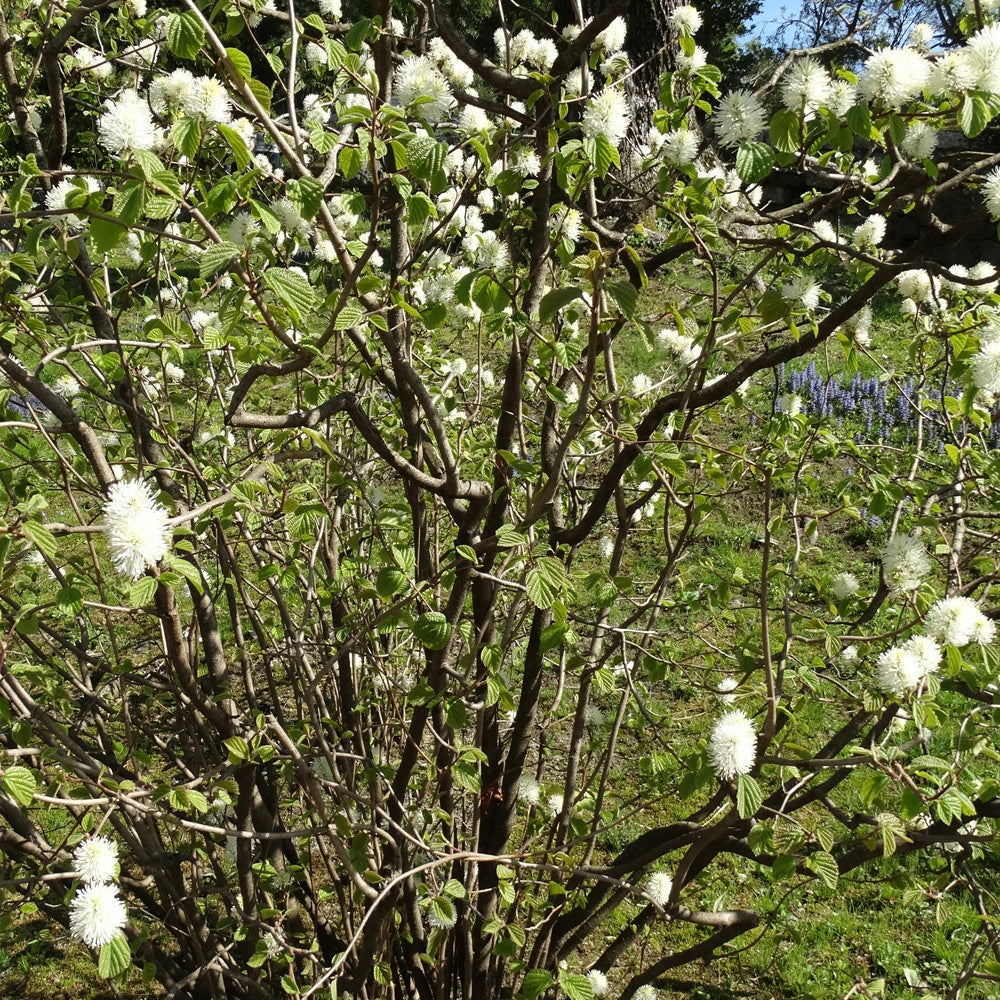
top-left (0, 1), bottom-right (999, 998)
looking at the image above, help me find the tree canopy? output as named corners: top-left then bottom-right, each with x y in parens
top-left (1, 1), bottom-right (1000, 999)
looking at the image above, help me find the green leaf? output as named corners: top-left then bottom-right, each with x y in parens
top-left (130, 148), bottom-right (165, 180)
top-left (98, 934), bottom-right (131, 978)
top-left (959, 93), bottom-right (992, 138)
top-left (246, 78), bottom-right (272, 115)
top-left (225, 47), bottom-right (252, 82)
top-left (286, 175), bottom-right (324, 222)
top-left (526, 556), bottom-right (569, 609)
top-left (736, 773), bottom-right (762, 819)
top-left (332, 300), bottom-right (365, 330)
top-left (344, 16), bottom-right (373, 51)
top-left (262, 267), bottom-right (318, 324)
top-left (56, 586), bottom-right (83, 614)
top-left (770, 108), bottom-right (801, 153)
top-left (407, 135), bottom-right (447, 182)
top-left (164, 555), bottom-right (203, 594)
top-left (129, 576), bottom-right (158, 607)
top-left (22, 520), bottom-right (57, 559)
top-left (91, 216), bottom-right (127, 252)
top-left (604, 278), bottom-right (638, 318)
top-left (2, 765), bottom-right (35, 807)
top-left (735, 141), bottom-right (774, 184)
top-left (199, 242), bottom-right (241, 279)
top-left (519, 970), bottom-right (554, 1000)
top-left (172, 116), bottom-right (202, 159)
top-left (217, 122), bottom-right (253, 171)
top-left (405, 192), bottom-right (435, 227)
top-left (806, 850), bottom-right (839, 888)
top-left (376, 566), bottom-right (408, 598)
top-left (412, 611), bottom-right (450, 650)
top-left (584, 133), bottom-right (619, 176)
top-left (224, 736), bottom-right (250, 762)
top-left (165, 12), bottom-right (205, 60)
top-left (112, 181), bottom-right (147, 228)
top-left (560, 972), bottom-right (594, 1000)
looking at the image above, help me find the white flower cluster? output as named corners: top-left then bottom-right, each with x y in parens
top-left (494, 28), bottom-right (558, 71)
top-left (393, 54), bottom-right (456, 123)
top-left (875, 635), bottom-right (941, 698)
top-left (923, 595), bottom-right (996, 646)
top-left (644, 871), bottom-right (673, 906)
top-left (881, 532), bottom-right (931, 596)
top-left (707, 709), bottom-right (756, 780)
top-left (713, 90), bottom-right (767, 147)
top-left (101, 478), bottom-right (172, 580)
top-left (69, 837), bottom-right (128, 949)
top-left (149, 68), bottom-right (233, 124)
top-left (971, 318), bottom-right (1000, 395)
top-left (582, 88), bottom-right (631, 149)
top-left (670, 4), bottom-right (702, 35)
top-left (97, 89), bottom-right (164, 155)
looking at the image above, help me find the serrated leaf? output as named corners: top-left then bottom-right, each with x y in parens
top-left (56, 586), bottom-right (83, 614)
top-left (286, 175), bottom-right (324, 222)
top-left (560, 973), bottom-right (594, 1000)
top-left (217, 123), bottom-right (252, 171)
top-left (376, 566), bottom-right (408, 598)
top-left (520, 970), bottom-right (554, 1000)
top-left (199, 242), bottom-right (240, 279)
top-left (332, 300), bottom-right (365, 329)
top-left (413, 611), bottom-right (450, 650)
top-left (130, 148), bottom-right (165, 180)
top-left (165, 12), bottom-right (205, 60)
top-left (3, 765), bottom-right (35, 807)
top-left (98, 934), bottom-right (131, 978)
top-left (736, 773), bottom-right (762, 819)
top-left (246, 78), bottom-right (272, 115)
top-left (407, 135), bottom-right (447, 182)
top-left (405, 192), bottom-right (435, 227)
top-left (735, 141), bottom-right (774, 184)
top-left (112, 181), bottom-right (147, 227)
top-left (164, 555), bottom-right (204, 594)
top-left (91, 216), bottom-right (127, 252)
top-left (224, 736), bottom-right (250, 762)
top-left (23, 520), bottom-right (57, 559)
top-left (770, 108), bottom-right (801, 153)
top-left (539, 287), bottom-right (583, 324)
top-left (262, 267), bottom-right (317, 324)
top-left (129, 576), bottom-right (158, 607)
top-left (225, 47), bottom-right (252, 82)
top-left (959, 93), bottom-right (992, 138)
top-left (172, 116), bottom-right (202, 159)
top-left (605, 278), bottom-right (638, 318)
top-left (526, 556), bottom-right (568, 609)
top-left (806, 850), bottom-right (838, 888)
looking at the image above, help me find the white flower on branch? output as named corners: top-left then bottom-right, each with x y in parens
top-left (713, 90), bottom-right (766, 148)
top-left (69, 883), bottom-right (128, 948)
top-left (586, 970), bottom-right (609, 997)
top-left (707, 709), bottom-right (756, 780)
top-left (582, 88), bottom-right (631, 148)
top-left (881, 532), bottom-right (931, 596)
top-left (73, 837), bottom-right (118, 885)
top-left (857, 47), bottom-right (930, 107)
top-left (394, 55), bottom-right (455, 123)
top-left (644, 871), bottom-right (673, 906)
top-left (676, 45), bottom-right (707, 75)
top-left (780, 57), bottom-right (832, 118)
top-left (924, 596), bottom-right (995, 646)
top-left (670, 5), bottom-right (702, 34)
top-left (102, 478), bottom-right (172, 580)
top-left (98, 89), bottom-right (163, 155)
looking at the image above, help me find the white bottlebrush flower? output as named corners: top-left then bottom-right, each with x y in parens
top-left (644, 871), bottom-right (673, 906)
top-left (781, 56), bottom-right (832, 117)
top-left (527, 36), bottom-right (559, 70)
top-left (657, 326), bottom-right (698, 366)
top-left (778, 393), bottom-right (802, 417)
top-left (228, 211), bottom-right (259, 247)
top-left (74, 46), bottom-right (112, 79)
top-left (970, 261), bottom-right (999, 294)
top-left (831, 572), bottom-right (860, 600)
top-left (661, 128), bottom-right (699, 166)
top-left (676, 45), bottom-right (708, 75)
top-left (924, 595), bottom-right (993, 646)
top-left (189, 77), bottom-right (232, 124)
top-left (634, 984), bottom-right (659, 1000)
top-left (98, 89), bottom-right (162, 154)
top-left (598, 536), bottom-right (615, 559)
top-left (841, 305), bottom-right (872, 346)
top-left (632, 373), bottom-right (654, 397)
top-left (74, 837), bottom-right (119, 885)
top-left (164, 361), bottom-right (185, 383)
top-left (966, 24), bottom-right (1000, 94)
top-left (547, 792), bottom-right (565, 817)
top-left (69, 883), bottom-right (128, 948)
top-left (840, 644), bottom-right (861, 669)
top-left (318, 0), bottom-right (342, 18)
top-left (981, 166), bottom-right (1000, 221)
top-left (902, 634), bottom-right (942, 677)
top-left (510, 148), bottom-right (541, 177)
top-left (827, 79), bottom-right (857, 116)
top-left (594, 16), bottom-right (627, 54)
top-left (909, 22), bottom-right (934, 47)
top-left (582, 88), bottom-right (631, 148)
top-left (520, 777), bottom-right (540, 806)
top-left (550, 204), bottom-right (583, 244)
top-left (713, 90), bottom-right (766, 147)
top-left (875, 644), bottom-right (926, 698)
top-left (897, 269), bottom-right (934, 303)
top-left (671, 4), bottom-right (702, 34)
top-left (901, 122), bottom-right (938, 161)
top-left (972, 340), bottom-right (1000, 394)
top-left (881, 532), bottom-right (931, 596)
top-left (707, 709), bottom-right (756, 780)
top-left (457, 104), bottom-right (491, 135)
top-left (102, 478), bottom-right (172, 580)
top-left (812, 219), bottom-right (838, 243)
top-left (149, 67), bottom-right (197, 114)
top-left (716, 677), bottom-right (738, 704)
top-left (852, 215), bottom-right (886, 249)
top-left (857, 47), bottom-right (930, 106)
top-left (781, 274), bottom-right (821, 310)
top-left (305, 41), bottom-right (328, 68)
top-left (586, 969), bottom-right (609, 997)
top-left (394, 55), bottom-right (455, 123)
top-left (928, 51), bottom-right (976, 96)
